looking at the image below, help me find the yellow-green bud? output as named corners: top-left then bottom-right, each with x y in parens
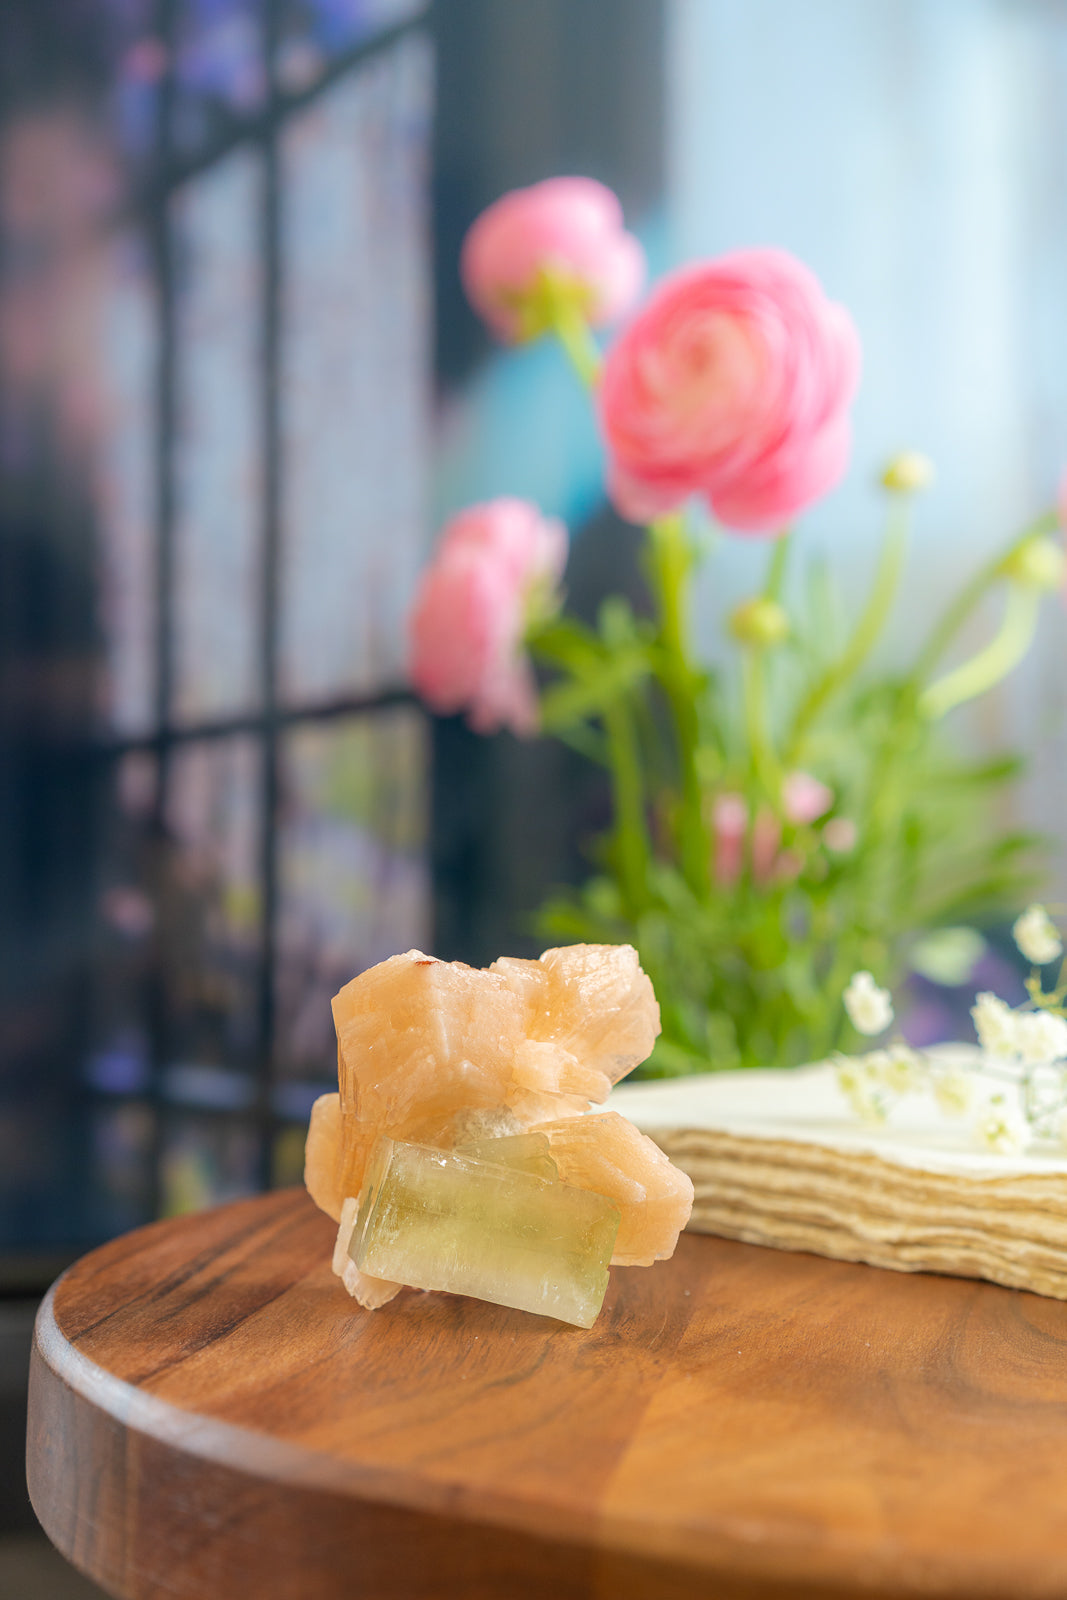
top-left (1001, 534), bottom-right (1065, 592)
top-left (880, 451), bottom-right (935, 494)
top-left (729, 596), bottom-right (790, 647)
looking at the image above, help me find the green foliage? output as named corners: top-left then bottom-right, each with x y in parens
top-left (531, 512), bottom-right (1054, 1077)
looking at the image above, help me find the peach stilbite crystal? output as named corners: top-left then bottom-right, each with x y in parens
top-left (304, 942), bottom-right (692, 1320)
top-left (304, 1088), bottom-right (349, 1221)
top-left (308, 944), bottom-right (661, 1218)
top-left (490, 943), bottom-right (661, 1103)
top-left (534, 1112), bottom-right (695, 1265)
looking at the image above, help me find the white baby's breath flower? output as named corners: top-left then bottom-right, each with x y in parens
top-left (1013, 905), bottom-right (1063, 967)
top-left (933, 1067), bottom-right (973, 1119)
top-left (1013, 1009), bottom-right (1067, 1066)
top-left (881, 1043), bottom-right (923, 1094)
top-left (973, 1096), bottom-right (1029, 1156)
top-left (843, 971), bottom-right (893, 1036)
top-left (859, 1048), bottom-right (889, 1076)
top-left (864, 1044), bottom-right (923, 1094)
top-left (971, 992), bottom-right (1021, 1058)
top-left (836, 1058), bottom-right (888, 1124)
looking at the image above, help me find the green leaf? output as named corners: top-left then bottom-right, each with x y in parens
top-left (598, 595), bottom-right (650, 649)
top-left (539, 648), bottom-right (651, 730)
top-left (528, 615), bottom-right (601, 672)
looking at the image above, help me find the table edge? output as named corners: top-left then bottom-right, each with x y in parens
top-left (26, 1193), bottom-right (1064, 1600)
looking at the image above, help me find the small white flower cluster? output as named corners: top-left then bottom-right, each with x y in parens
top-left (834, 1047), bottom-right (976, 1128)
top-left (835, 1058), bottom-right (889, 1125)
top-left (1013, 904), bottom-right (1063, 968)
top-left (835, 1043), bottom-right (925, 1125)
top-left (843, 971), bottom-right (893, 1036)
top-left (834, 1044), bottom-right (1048, 1155)
top-left (971, 992), bottom-right (1067, 1065)
top-left (972, 1097), bottom-right (1029, 1156)
top-left (835, 908), bottom-right (1067, 1157)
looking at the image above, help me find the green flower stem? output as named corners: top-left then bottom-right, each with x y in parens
top-left (648, 513), bottom-right (691, 656)
top-left (739, 533), bottom-right (792, 801)
top-left (741, 646), bottom-right (781, 800)
top-left (647, 513), bottom-right (709, 892)
top-left (764, 531), bottom-right (791, 601)
top-left (859, 507), bottom-right (1059, 927)
top-left (602, 698), bottom-right (650, 915)
top-left (815, 941), bottom-right (866, 1056)
top-left (911, 509), bottom-right (1058, 684)
top-left (546, 296), bottom-right (602, 388)
top-left (919, 581), bottom-right (1042, 720)
top-left (786, 500), bottom-right (910, 766)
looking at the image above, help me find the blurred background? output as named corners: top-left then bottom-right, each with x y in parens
top-left (1, 0), bottom-right (1065, 1584)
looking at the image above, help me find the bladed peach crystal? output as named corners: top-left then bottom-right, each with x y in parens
top-left (304, 942), bottom-right (693, 1317)
top-left (535, 1112), bottom-right (695, 1266)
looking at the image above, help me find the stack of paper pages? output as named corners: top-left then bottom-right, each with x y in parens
top-left (610, 1048), bottom-right (1067, 1299)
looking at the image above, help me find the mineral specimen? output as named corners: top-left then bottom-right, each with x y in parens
top-left (534, 1112), bottom-right (695, 1266)
top-left (340, 1136), bottom-right (621, 1329)
top-left (305, 943), bottom-right (693, 1324)
top-left (305, 943), bottom-right (659, 1220)
top-left (456, 1131), bottom-right (559, 1181)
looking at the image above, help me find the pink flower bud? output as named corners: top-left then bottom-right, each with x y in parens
top-left (711, 792), bottom-right (748, 886)
top-left (782, 770), bottom-right (834, 826)
top-left (460, 177), bottom-right (645, 343)
top-left (408, 499), bottom-right (567, 737)
top-left (599, 249), bottom-right (860, 534)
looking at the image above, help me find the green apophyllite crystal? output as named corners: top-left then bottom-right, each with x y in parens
top-left (455, 1131), bottom-right (559, 1181)
top-left (350, 1136), bottom-right (620, 1328)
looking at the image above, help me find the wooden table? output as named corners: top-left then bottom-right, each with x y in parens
top-left (26, 1188), bottom-right (1067, 1600)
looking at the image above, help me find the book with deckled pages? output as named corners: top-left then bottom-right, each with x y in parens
top-left (610, 1046), bottom-right (1067, 1299)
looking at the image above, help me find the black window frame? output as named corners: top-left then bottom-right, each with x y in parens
top-left (85, 0), bottom-right (431, 1216)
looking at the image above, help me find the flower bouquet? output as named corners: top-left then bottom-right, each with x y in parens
top-left (409, 177), bottom-right (1066, 1078)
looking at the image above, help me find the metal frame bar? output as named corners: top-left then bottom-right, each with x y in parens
top-left (117, 12), bottom-right (427, 224)
top-left (81, 687), bottom-right (415, 763)
top-left (144, 0), bottom-right (179, 1222)
top-left (121, 0), bottom-right (428, 1211)
top-left (255, 0), bottom-right (284, 1190)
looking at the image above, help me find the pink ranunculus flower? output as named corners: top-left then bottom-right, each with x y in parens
top-left (599, 249), bottom-right (861, 534)
top-left (460, 177), bottom-right (645, 343)
top-left (782, 770), bottom-right (834, 826)
top-left (408, 499), bottom-right (567, 737)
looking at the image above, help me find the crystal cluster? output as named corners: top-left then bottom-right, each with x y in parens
top-left (305, 943), bottom-right (694, 1327)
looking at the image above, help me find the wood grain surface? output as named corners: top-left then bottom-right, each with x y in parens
top-left (25, 1187), bottom-right (1067, 1600)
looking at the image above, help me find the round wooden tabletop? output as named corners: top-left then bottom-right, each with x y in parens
top-left (27, 1187), bottom-right (1067, 1600)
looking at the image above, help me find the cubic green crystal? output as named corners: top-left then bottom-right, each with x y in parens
top-left (350, 1136), bottom-right (621, 1328)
